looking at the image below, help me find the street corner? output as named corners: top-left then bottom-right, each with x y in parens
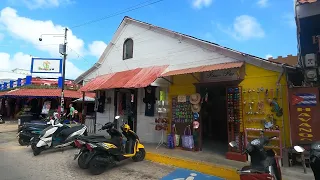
top-left (161, 168), bottom-right (225, 180)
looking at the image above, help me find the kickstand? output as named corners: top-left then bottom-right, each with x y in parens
top-left (156, 129), bottom-right (165, 149)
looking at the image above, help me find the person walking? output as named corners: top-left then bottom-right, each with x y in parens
top-left (68, 103), bottom-right (75, 121)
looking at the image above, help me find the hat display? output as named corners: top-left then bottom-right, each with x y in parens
top-left (190, 93), bottom-right (201, 104)
top-left (191, 104), bottom-right (201, 113)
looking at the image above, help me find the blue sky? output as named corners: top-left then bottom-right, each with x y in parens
top-left (0, 0), bottom-right (297, 79)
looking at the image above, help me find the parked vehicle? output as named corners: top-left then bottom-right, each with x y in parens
top-left (17, 123), bottom-right (50, 145)
top-left (82, 116), bottom-right (145, 175)
top-left (73, 121), bottom-right (123, 169)
top-left (29, 112), bottom-right (87, 156)
top-left (294, 141), bottom-right (320, 180)
top-left (229, 131), bottom-right (281, 180)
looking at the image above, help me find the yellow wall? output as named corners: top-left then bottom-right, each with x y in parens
top-left (240, 63), bottom-right (290, 147)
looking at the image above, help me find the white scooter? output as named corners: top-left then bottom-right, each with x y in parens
top-left (30, 112), bottom-right (87, 156)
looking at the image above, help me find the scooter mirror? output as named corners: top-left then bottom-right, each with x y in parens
top-left (115, 116), bottom-right (120, 120)
top-left (294, 145), bottom-right (305, 153)
top-left (229, 141), bottom-right (238, 148)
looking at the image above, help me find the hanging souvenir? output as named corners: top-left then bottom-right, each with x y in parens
top-left (190, 93), bottom-right (201, 105)
top-left (193, 112), bottom-right (199, 120)
top-left (193, 120), bottom-right (200, 129)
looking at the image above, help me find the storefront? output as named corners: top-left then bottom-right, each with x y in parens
top-left (162, 61), bottom-right (291, 163)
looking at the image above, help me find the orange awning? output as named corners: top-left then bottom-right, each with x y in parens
top-left (2, 89), bottom-right (91, 98)
top-left (80, 65), bottom-right (168, 92)
top-left (161, 62), bottom-right (244, 77)
top-left (298, 0), bottom-right (317, 4)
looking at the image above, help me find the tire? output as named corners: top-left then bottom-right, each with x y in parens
top-left (31, 144), bottom-right (41, 156)
top-left (132, 148), bottom-right (146, 162)
top-left (78, 151), bottom-right (89, 169)
top-left (88, 156), bottom-right (107, 175)
top-left (18, 138), bottom-right (27, 146)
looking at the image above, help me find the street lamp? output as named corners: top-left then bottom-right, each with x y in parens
top-left (39, 28), bottom-right (68, 116)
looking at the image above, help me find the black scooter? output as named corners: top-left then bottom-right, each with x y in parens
top-left (229, 132), bottom-right (281, 180)
top-left (73, 122), bottom-right (123, 169)
top-left (294, 141), bottom-right (320, 180)
top-left (17, 123), bottom-right (50, 145)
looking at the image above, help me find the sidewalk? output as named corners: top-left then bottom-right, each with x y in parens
top-left (0, 123), bottom-right (18, 133)
top-left (144, 143), bottom-right (314, 180)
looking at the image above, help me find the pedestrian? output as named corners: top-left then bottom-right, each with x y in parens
top-left (68, 103), bottom-right (75, 121)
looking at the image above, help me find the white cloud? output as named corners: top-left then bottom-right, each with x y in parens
top-left (8, 0), bottom-right (73, 10)
top-left (192, 0), bottom-right (213, 9)
top-left (88, 41), bottom-right (107, 58)
top-left (265, 54), bottom-right (273, 59)
top-left (0, 52), bottom-right (83, 79)
top-left (218, 15), bottom-right (265, 41)
top-left (0, 7), bottom-right (85, 59)
top-left (257, 0), bottom-right (269, 8)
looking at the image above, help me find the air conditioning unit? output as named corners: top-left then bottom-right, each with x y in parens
top-left (304, 53), bottom-right (317, 67)
top-left (305, 69), bottom-right (318, 81)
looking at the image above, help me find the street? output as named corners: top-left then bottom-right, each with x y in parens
top-left (0, 126), bottom-right (175, 180)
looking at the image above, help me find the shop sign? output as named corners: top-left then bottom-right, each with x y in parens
top-left (31, 58), bottom-right (62, 74)
top-left (289, 87), bottom-right (320, 145)
top-left (201, 68), bottom-right (240, 83)
top-left (298, 14), bottom-right (320, 56)
top-left (177, 95), bottom-right (187, 102)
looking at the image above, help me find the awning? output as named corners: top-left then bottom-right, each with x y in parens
top-left (73, 96), bottom-right (95, 102)
top-left (2, 89), bottom-right (93, 99)
top-left (161, 62), bottom-right (244, 77)
top-left (80, 65), bottom-right (168, 92)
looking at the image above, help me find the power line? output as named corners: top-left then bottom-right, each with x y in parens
top-left (70, 0), bottom-right (166, 29)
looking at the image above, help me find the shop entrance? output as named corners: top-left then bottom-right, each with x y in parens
top-left (115, 89), bottom-right (138, 132)
top-left (199, 85), bottom-right (228, 156)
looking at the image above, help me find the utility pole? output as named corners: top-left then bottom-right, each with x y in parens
top-left (60, 28), bottom-right (68, 116)
top-left (39, 28), bottom-right (68, 117)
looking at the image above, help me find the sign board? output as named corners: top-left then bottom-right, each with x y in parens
top-left (31, 58), bottom-right (62, 74)
top-left (161, 168), bottom-right (223, 180)
top-left (288, 87), bottom-right (320, 145)
top-left (201, 68), bottom-right (242, 83)
top-left (177, 95), bottom-right (187, 102)
top-left (298, 14), bottom-right (320, 56)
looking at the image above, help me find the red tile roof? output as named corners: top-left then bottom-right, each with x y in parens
top-left (298, 0), bottom-right (317, 4)
top-left (161, 62), bottom-right (244, 77)
top-left (80, 65), bottom-right (168, 92)
top-left (0, 89), bottom-right (95, 99)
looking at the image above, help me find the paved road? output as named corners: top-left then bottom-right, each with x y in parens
top-left (0, 129), bottom-right (175, 180)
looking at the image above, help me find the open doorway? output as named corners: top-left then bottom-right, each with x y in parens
top-left (200, 86), bottom-right (228, 156)
top-left (116, 89), bottom-right (138, 132)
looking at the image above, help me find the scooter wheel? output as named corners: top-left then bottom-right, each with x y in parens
top-left (132, 148), bottom-right (146, 162)
top-left (18, 138), bottom-right (27, 146)
top-left (31, 144), bottom-right (41, 156)
top-left (89, 156), bottom-right (106, 175)
top-left (78, 152), bottom-right (89, 169)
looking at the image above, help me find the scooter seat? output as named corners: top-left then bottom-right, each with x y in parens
top-left (60, 125), bottom-right (85, 137)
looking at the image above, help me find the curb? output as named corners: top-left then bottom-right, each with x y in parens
top-left (145, 152), bottom-right (240, 180)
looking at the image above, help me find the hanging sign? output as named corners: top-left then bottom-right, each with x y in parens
top-left (288, 87), bottom-right (320, 145)
top-left (31, 58), bottom-right (62, 73)
top-left (177, 95), bottom-right (187, 102)
top-left (201, 68), bottom-right (241, 82)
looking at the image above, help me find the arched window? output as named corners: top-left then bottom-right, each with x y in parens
top-left (123, 38), bottom-right (133, 60)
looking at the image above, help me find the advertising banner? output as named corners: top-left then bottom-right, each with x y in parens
top-left (288, 87), bottom-right (320, 145)
top-left (299, 14), bottom-right (320, 56)
top-left (31, 58), bottom-right (62, 74)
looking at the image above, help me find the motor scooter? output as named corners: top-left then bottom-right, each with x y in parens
top-left (294, 141), bottom-right (320, 180)
top-left (73, 121), bottom-right (123, 169)
top-left (83, 115), bottom-right (145, 175)
top-left (229, 132), bottom-right (281, 180)
top-left (30, 112), bottom-right (87, 156)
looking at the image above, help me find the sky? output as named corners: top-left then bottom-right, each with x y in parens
top-left (0, 0), bottom-right (297, 79)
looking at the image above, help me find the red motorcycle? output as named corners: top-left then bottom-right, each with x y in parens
top-left (229, 132), bottom-right (281, 180)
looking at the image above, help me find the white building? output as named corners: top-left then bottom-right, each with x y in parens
top-left (75, 16), bottom-right (285, 143)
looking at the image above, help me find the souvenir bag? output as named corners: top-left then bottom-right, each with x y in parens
top-left (181, 125), bottom-right (194, 150)
top-left (167, 131), bottom-right (175, 149)
top-left (173, 126), bottom-right (180, 147)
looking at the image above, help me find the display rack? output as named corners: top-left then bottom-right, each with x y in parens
top-left (154, 100), bottom-right (169, 149)
top-left (226, 86), bottom-right (244, 153)
top-left (244, 128), bottom-right (283, 158)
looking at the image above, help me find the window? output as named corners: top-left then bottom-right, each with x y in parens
top-left (123, 38), bottom-right (133, 60)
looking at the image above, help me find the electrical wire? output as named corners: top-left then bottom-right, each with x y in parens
top-left (70, 0), bottom-right (166, 29)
